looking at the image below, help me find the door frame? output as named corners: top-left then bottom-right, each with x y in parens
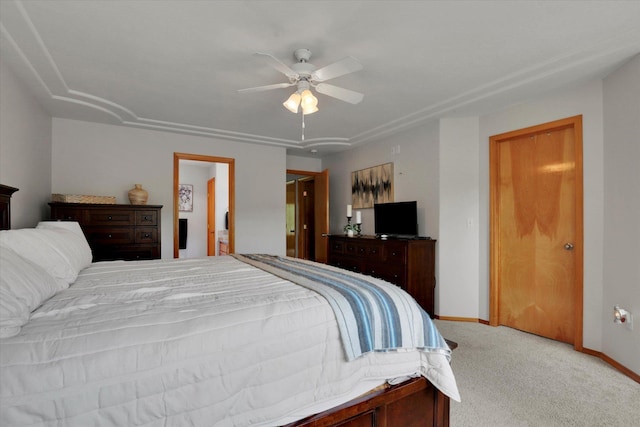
top-left (207, 177), bottom-right (216, 256)
top-left (489, 115), bottom-right (584, 350)
top-left (174, 153), bottom-right (235, 258)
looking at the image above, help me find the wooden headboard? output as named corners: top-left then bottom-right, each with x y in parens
top-left (0, 184), bottom-right (19, 230)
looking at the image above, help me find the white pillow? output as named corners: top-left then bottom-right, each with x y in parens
top-left (0, 226), bottom-right (92, 286)
top-left (36, 220), bottom-right (85, 237)
top-left (0, 246), bottom-right (61, 338)
top-left (36, 221), bottom-right (92, 263)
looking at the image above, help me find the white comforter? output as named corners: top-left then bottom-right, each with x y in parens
top-left (1, 256), bottom-right (458, 426)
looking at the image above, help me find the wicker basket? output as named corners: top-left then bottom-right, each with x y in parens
top-left (51, 194), bottom-right (116, 204)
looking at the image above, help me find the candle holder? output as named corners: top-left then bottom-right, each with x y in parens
top-left (354, 222), bottom-right (362, 236)
top-left (343, 216), bottom-right (355, 237)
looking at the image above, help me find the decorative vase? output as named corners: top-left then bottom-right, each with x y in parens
top-left (128, 184), bottom-right (148, 205)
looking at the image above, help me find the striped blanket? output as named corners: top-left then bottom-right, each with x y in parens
top-left (234, 254), bottom-right (452, 362)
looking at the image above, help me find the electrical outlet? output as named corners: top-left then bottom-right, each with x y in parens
top-left (614, 305), bottom-right (633, 330)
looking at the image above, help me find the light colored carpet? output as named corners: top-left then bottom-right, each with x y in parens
top-left (434, 320), bottom-right (639, 427)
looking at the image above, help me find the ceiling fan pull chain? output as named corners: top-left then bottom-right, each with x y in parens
top-left (301, 110), bottom-right (306, 141)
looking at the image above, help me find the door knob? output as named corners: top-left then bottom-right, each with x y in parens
top-left (564, 243), bottom-right (574, 250)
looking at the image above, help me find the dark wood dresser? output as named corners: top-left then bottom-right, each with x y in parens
top-left (328, 235), bottom-right (436, 315)
top-left (49, 202), bottom-right (162, 261)
top-left (0, 184), bottom-right (19, 230)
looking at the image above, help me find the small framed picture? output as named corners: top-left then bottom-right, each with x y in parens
top-left (179, 184), bottom-right (193, 212)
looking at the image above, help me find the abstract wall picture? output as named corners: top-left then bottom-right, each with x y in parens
top-left (351, 163), bottom-right (394, 208)
top-left (179, 184), bottom-right (193, 212)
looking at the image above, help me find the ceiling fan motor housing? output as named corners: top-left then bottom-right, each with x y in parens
top-left (294, 48), bottom-right (312, 62)
top-left (292, 62), bottom-right (316, 80)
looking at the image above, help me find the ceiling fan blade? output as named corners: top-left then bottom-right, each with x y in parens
top-left (315, 83), bottom-right (364, 104)
top-left (311, 56), bottom-right (363, 82)
top-left (237, 82), bottom-right (296, 94)
top-left (254, 52), bottom-right (299, 79)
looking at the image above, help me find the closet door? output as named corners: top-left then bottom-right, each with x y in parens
top-left (490, 116), bottom-right (583, 347)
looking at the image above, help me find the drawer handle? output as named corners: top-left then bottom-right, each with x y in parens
top-left (143, 215), bottom-right (151, 221)
top-left (144, 233), bottom-right (150, 238)
top-left (107, 216), bottom-right (112, 220)
top-left (108, 234), bottom-right (112, 238)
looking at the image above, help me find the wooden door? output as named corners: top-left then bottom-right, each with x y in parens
top-left (286, 181), bottom-right (296, 257)
top-left (490, 116), bottom-right (583, 348)
top-left (207, 177), bottom-right (216, 256)
top-left (297, 178), bottom-right (315, 260)
top-left (314, 169), bottom-right (330, 264)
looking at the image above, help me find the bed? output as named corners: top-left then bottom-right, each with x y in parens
top-left (0, 193), bottom-right (459, 426)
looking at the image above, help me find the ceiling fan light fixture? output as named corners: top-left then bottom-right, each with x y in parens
top-left (283, 92), bottom-right (301, 113)
top-left (300, 89), bottom-right (318, 115)
top-left (302, 104), bottom-right (318, 115)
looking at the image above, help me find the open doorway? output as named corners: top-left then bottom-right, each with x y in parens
top-left (286, 169), bottom-right (329, 263)
top-left (173, 153), bottom-right (235, 258)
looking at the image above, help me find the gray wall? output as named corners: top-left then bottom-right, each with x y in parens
top-left (0, 60), bottom-right (52, 228)
top-left (323, 122), bottom-right (440, 239)
top-left (602, 55), bottom-right (640, 372)
top-left (51, 118), bottom-right (286, 258)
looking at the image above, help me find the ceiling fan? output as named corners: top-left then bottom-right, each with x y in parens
top-left (238, 48), bottom-right (364, 115)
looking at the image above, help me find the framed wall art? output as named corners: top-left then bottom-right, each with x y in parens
top-left (351, 162), bottom-right (394, 208)
top-left (179, 184), bottom-right (193, 212)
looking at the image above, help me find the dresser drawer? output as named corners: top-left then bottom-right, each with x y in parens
top-left (347, 241), bottom-right (383, 260)
top-left (136, 210), bottom-right (157, 226)
top-left (385, 243), bottom-right (407, 262)
top-left (330, 239), bottom-right (346, 254)
top-left (330, 255), bottom-right (362, 273)
top-left (369, 264), bottom-right (407, 288)
top-left (135, 227), bottom-right (158, 243)
top-left (51, 207), bottom-right (85, 222)
top-left (85, 227), bottom-right (135, 245)
top-left (86, 210), bottom-right (135, 226)
top-left (92, 246), bottom-right (159, 262)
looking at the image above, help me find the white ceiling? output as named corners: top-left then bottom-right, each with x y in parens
top-left (2, 1), bottom-right (639, 157)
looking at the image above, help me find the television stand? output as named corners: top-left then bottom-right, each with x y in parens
top-left (327, 235), bottom-right (436, 315)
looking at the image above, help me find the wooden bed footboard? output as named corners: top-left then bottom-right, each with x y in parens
top-left (284, 377), bottom-right (449, 427)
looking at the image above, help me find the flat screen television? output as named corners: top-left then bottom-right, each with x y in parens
top-left (374, 201), bottom-right (418, 238)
